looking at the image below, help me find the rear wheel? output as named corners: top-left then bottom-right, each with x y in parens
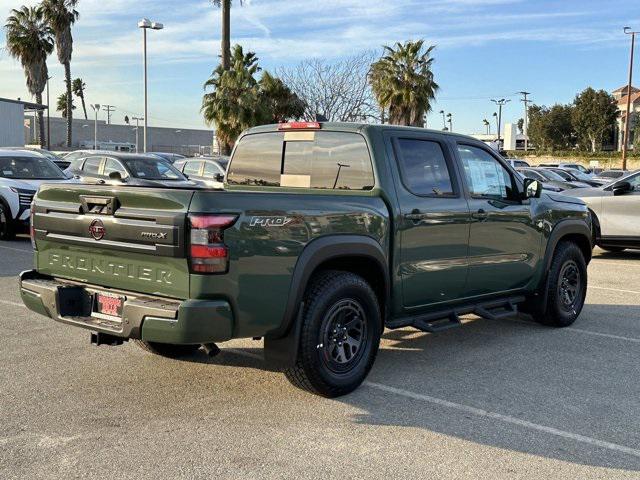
top-left (284, 270), bottom-right (381, 397)
top-left (0, 203), bottom-right (15, 241)
top-left (530, 241), bottom-right (587, 327)
top-left (134, 340), bottom-right (201, 358)
top-left (599, 246), bottom-right (626, 253)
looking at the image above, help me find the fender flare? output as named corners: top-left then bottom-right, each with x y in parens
top-left (264, 234), bottom-right (389, 368)
top-left (534, 219), bottom-right (593, 312)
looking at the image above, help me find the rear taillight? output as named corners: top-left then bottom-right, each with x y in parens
top-left (30, 203), bottom-right (36, 249)
top-left (188, 214), bottom-right (237, 274)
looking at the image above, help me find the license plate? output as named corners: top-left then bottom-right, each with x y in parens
top-left (94, 292), bottom-right (124, 318)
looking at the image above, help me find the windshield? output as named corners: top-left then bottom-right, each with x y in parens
top-left (537, 169), bottom-right (565, 182)
top-left (566, 169), bottom-right (590, 180)
top-left (549, 169), bottom-right (573, 181)
top-left (0, 156), bottom-right (66, 179)
top-left (121, 158), bottom-right (185, 180)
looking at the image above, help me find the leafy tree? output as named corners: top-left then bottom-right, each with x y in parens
top-left (41, 0), bottom-right (79, 148)
top-left (369, 40), bottom-right (439, 126)
top-left (633, 120), bottom-right (640, 152)
top-left (72, 77), bottom-right (87, 119)
top-left (517, 118), bottom-right (524, 134)
top-left (202, 45), bottom-right (306, 154)
top-left (5, 6), bottom-right (54, 148)
top-left (56, 91), bottom-right (75, 118)
top-left (528, 104), bottom-right (575, 152)
top-left (258, 71), bottom-right (306, 123)
top-left (572, 87), bottom-right (618, 152)
top-left (210, 0), bottom-right (243, 70)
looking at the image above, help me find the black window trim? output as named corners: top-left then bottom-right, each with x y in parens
top-left (391, 135), bottom-right (461, 199)
top-left (456, 141), bottom-right (522, 203)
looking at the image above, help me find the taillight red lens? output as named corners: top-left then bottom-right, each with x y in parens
top-left (278, 121), bottom-right (321, 130)
top-left (188, 214), bottom-right (237, 274)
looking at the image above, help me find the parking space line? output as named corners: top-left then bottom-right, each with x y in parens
top-left (365, 381), bottom-right (640, 459)
top-left (0, 299), bottom-right (24, 308)
top-left (0, 244), bottom-right (32, 254)
top-left (592, 261), bottom-right (640, 268)
top-left (565, 327), bottom-right (640, 344)
top-left (590, 285), bottom-right (640, 295)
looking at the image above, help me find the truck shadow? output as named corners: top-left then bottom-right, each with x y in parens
top-left (182, 303), bottom-right (640, 471)
top-left (0, 237), bottom-right (33, 277)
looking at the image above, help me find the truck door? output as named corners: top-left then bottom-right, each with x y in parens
top-left (456, 143), bottom-right (541, 296)
top-left (391, 134), bottom-right (471, 309)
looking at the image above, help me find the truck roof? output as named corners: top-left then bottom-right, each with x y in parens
top-left (244, 122), bottom-right (481, 142)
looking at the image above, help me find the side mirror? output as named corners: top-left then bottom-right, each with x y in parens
top-left (522, 178), bottom-right (542, 199)
top-left (108, 171), bottom-right (125, 182)
top-left (612, 181), bottom-right (632, 196)
top-left (214, 173), bottom-right (225, 182)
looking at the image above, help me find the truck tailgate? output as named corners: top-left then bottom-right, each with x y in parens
top-left (32, 184), bottom-right (194, 299)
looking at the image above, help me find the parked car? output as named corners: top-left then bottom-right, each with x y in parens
top-left (0, 150), bottom-right (70, 239)
top-left (516, 168), bottom-right (564, 192)
top-left (21, 123), bottom-right (593, 397)
top-left (592, 169), bottom-right (630, 184)
top-left (548, 167), bottom-right (604, 187)
top-left (533, 168), bottom-right (592, 189)
top-left (1, 147), bottom-right (70, 170)
top-left (148, 152), bottom-right (186, 164)
top-left (507, 159), bottom-right (530, 168)
top-left (174, 157), bottom-right (225, 188)
top-left (540, 168), bottom-right (593, 188)
top-left (571, 170), bottom-right (640, 252)
top-left (66, 152), bottom-right (196, 187)
top-left (539, 162), bottom-right (594, 176)
top-left (63, 149), bottom-right (114, 163)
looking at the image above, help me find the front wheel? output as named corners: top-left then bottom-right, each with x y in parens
top-left (284, 270), bottom-right (382, 397)
top-left (531, 241), bottom-right (587, 327)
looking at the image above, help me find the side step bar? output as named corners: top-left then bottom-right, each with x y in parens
top-left (387, 296), bottom-right (524, 334)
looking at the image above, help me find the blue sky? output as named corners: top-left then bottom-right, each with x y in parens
top-left (1, 0), bottom-right (639, 134)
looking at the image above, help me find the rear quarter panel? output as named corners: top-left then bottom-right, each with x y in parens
top-left (189, 190), bottom-right (390, 338)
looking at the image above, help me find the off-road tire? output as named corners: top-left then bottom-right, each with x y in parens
top-left (0, 203), bottom-right (16, 241)
top-left (133, 340), bottom-right (201, 358)
top-left (599, 246), bottom-right (626, 253)
top-left (284, 270), bottom-right (381, 397)
top-left (531, 241), bottom-right (587, 327)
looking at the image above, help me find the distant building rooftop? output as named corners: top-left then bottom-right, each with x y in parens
top-left (0, 97), bottom-right (46, 111)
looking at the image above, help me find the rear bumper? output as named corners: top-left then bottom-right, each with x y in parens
top-left (19, 270), bottom-right (234, 345)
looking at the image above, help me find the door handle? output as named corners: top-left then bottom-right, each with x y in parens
top-left (471, 208), bottom-right (488, 220)
top-left (404, 209), bottom-right (429, 222)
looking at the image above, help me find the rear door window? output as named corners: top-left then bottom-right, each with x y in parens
top-left (395, 138), bottom-right (455, 196)
top-left (104, 158), bottom-right (127, 177)
top-left (82, 157), bottom-right (102, 175)
top-left (182, 161), bottom-right (202, 177)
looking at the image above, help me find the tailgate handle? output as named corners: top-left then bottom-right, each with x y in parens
top-left (80, 196), bottom-right (118, 215)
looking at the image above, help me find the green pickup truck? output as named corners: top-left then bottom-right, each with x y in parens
top-left (20, 122), bottom-right (593, 397)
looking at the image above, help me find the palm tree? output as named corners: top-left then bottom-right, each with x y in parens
top-left (56, 92), bottom-right (75, 118)
top-left (5, 6), bottom-right (54, 148)
top-left (202, 45), bottom-right (261, 154)
top-left (72, 77), bottom-right (87, 119)
top-left (211, 0), bottom-right (243, 70)
top-left (41, 0), bottom-right (79, 148)
top-left (369, 40), bottom-right (439, 127)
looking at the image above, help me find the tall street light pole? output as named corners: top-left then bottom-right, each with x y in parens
top-left (90, 104), bottom-right (101, 150)
top-left (447, 113), bottom-right (453, 133)
top-left (622, 27), bottom-right (638, 171)
top-left (46, 75), bottom-right (52, 150)
top-left (138, 18), bottom-right (164, 153)
top-left (517, 91), bottom-right (532, 151)
top-left (439, 110), bottom-right (446, 130)
top-left (491, 98), bottom-right (511, 147)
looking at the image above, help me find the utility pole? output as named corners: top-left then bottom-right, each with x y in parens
top-left (439, 110), bottom-right (446, 130)
top-left (491, 98), bottom-right (511, 147)
top-left (103, 105), bottom-right (116, 125)
top-left (518, 91), bottom-right (532, 151)
top-left (132, 116), bottom-right (144, 153)
top-left (622, 27), bottom-right (638, 170)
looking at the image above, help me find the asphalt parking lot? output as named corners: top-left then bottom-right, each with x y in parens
top-left (1, 237), bottom-right (639, 479)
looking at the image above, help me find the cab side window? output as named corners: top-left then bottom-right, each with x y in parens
top-left (103, 158), bottom-right (127, 177)
top-left (82, 157), bottom-right (102, 175)
top-left (457, 145), bottom-right (516, 200)
top-left (395, 138), bottom-right (455, 196)
top-left (182, 161), bottom-right (202, 177)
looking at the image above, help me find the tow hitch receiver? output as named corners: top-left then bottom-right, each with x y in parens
top-left (91, 332), bottom-right (126, 346)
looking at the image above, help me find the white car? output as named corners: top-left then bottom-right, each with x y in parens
top-left (571, 170), bottom-right (640, 252)
top-left (0, 150), bottom-right (69, 240)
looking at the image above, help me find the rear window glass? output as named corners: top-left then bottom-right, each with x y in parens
top-left (227, 131), bottom-right (374, 190)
